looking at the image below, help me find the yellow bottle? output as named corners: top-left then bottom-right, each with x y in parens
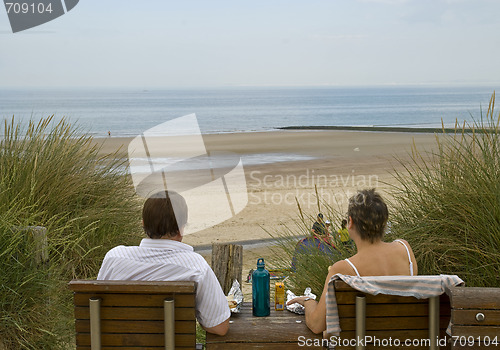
top-left (274, 282), bottom-right (285, 311)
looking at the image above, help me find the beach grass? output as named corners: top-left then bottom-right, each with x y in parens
top-left (268, 190), bottom-right (354, 296)
top-left (0, 116), bottom-right (141, 349)
top-left (387, 93), bottom-right (500, 287)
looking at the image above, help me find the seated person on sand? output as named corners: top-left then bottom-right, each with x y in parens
top-left (97, 190), bottom-right (230, 336)
top-left (311, 213), bottom-right (326, 235)
top-left (324, 220), bottom-right (332, 235)
top-left (287, 188), bottom-right (417, 334)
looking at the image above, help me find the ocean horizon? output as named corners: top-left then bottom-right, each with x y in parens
top-left (0, 85), bottom-right (497, 138)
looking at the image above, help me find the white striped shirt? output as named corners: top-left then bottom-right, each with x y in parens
top-left (97, 238), bottom-right (230, 328)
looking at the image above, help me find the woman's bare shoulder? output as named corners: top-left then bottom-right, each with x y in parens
top-left (392, 238), bottom-right (415, 251)
top-left (328, 259), bottom-right (354, 276)
top-left (392, 238), bottom-right (411, 246)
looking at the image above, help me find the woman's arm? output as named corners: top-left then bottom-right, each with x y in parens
top-left (287, 260), bottom-right (352, 334)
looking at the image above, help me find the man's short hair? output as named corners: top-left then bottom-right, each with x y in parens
top-left (142, 191), bottom-right (188, 239)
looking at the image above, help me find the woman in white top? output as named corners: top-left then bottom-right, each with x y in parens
top-left (287, 188), bottom-right (418, 334)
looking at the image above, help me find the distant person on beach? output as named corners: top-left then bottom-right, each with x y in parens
top-left (337, 219), bottom-right (352, 246)
top-left (288, 189), bottom-right (417, 334)
top-left (324, 220), bottom-right (331, 235)
top-left (107, 130), bottom-right (111, 136)
top-left (311, 213), bottom-right (326, 235)
top-left (97, 190), bottom-right (230, 336)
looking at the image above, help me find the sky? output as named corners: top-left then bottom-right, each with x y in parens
top-left (1, 0), bottom-right (500, 88)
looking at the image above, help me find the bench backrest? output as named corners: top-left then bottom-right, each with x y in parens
top-left (450, 286), bottom-right (500, 349)
top-left (334, 280), bottom-right (451, 349)
top-left (68, 280), bottom-right (197, 350)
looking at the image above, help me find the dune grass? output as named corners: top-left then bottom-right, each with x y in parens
top-left (269, 192), bottom-right (354, 296)
top-left (0, 117), bottom-right (141, 349)
top-left (387, 93), bottom-right (500, 287)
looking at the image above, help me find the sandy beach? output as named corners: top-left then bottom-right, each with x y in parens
top-left (94, 130), bottom-right (439, 293)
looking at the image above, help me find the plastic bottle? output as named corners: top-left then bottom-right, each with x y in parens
top-left (252, 258), bottom-right (270, 316)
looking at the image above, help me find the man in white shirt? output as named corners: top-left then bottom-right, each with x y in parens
top-left (97, 190), bottom-right (230, 336)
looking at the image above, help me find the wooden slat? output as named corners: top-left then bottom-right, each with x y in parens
top-left (339, 315), bottom-right (450, 331)
top-left (76, 333), bottom-right (195, 347)
top-left (336, 291), bottom-right (429, 305)
top-left (338, 302), bottom-right (451, 317)
top-left (452, 309), bottom-right (500, 326)
top-left (338, 328), bottom-right (450, 340)
top-left (69, 280), bottom-right (196, 294)
top-left (336, 345), bottom-right (448, 350)
top-left (451, 343), bottom-right (500, 350)
top-left (207, 343), bottom-right (323, 349)
top-left (75, 319), bottom-right (195, 334)
top-left (336, 343), bottom-right (450, 350)
top-left (336, 291), bottom-right (450, 305)
top-left (236, 304), bottom-right (310, 318)
top-left (219, 319), bottom-right (315, 343)
top-left (451, 325), bottom-right (500, 337)
top-left (335, 280), bottom-right (358, 291)
top-left (335, 330), bottom-right (452, 349)
top-left (450, 287), bottom-right (500, 309)
top-left (76, 347), bottom-right (194, 350)
top-left (73, 293), bottom-right (195, 307)
top-left (74, 306), bottom-right (195, 321)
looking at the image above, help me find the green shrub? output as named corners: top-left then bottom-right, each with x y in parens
top-left (0, 117), bottom-right (141, 349)
top-left (388, 93), bottom-right (500, 287)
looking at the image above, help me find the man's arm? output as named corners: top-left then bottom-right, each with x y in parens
top-left (203, 317), bottom-right (230, 336)
top-left (195, 266), bottom-right (232, 336)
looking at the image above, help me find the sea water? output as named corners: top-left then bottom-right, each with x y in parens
top-left (0, 85), bottom-right (496, 138)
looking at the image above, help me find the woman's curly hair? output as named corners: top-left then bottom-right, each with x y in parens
top-left (347, 188), bottom-right (388, 243)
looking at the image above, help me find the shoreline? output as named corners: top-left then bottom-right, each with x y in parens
top-left (278, 125), bottom-right (474, 133)
top-left (92, 124), bottom-right (465, 141)
top-left (94, 129), bottom-right (440, 158)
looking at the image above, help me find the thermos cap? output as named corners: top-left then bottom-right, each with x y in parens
top-left (257, 258), bottom-right (265, 268)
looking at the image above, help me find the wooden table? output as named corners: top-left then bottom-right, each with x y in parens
top-left (206, 302), bottom-right (324, 349)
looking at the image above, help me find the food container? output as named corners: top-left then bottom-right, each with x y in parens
top-left (226, 280), bottom-right (244, 313)
top-left (275, 282), bottom-right (285, 311)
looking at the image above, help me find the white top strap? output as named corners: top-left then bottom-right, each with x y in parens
top-left (394, 239), bottom-right (414, 276)
top-left (344, 258), bottom-right (361, 277)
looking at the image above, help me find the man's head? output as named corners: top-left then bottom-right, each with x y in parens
top-left (317, 213), bottom-right (324, 221)
top-left (142, 190), bottom-right (188, 239)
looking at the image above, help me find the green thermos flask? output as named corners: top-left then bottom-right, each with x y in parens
top-left (252, 258), bottom-right (270, 316)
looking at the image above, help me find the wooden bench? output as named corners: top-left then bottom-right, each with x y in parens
top-left (449, 286), bottom-right (500, 349)
top-left (68, 280), bottom-right (197, 350)
top-left (333, 280), bottom-right (452, 349)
